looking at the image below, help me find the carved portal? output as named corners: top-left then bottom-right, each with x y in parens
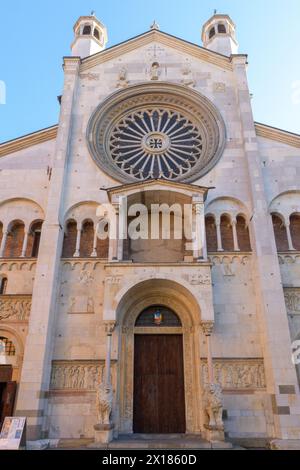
top-left (117, 289), bottom-right (203, 434)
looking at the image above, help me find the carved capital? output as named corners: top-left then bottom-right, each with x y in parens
top-left (201, 321), bottom-right (214, 336)
top-left (104, 321), bottom-right (116, 335)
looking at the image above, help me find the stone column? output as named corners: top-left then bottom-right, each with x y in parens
top-left (104, 321), bottom-right (116, 387)
top-left (192, 196), bottom-right (206, 260)
top-left (201, 321), bottom-right (214, 383)
top-left (0, 228), bottom-right (8, 257)
top-left (21, 228), bottom-right (30, 258)
top-left (216, 218), bottom-right (223, 252)
top-left (73, 224), bottom-right (82, 257)
top-left (91, 221), bottom-right (99, 257)
top-left (232, 54), bottom-right (300, 439)
top-left (231, 219), bottom-right (240, 251)
top-left (285, 220), bottom-right (295, 251)
top-left (15, 57), bottom-right (81, 440)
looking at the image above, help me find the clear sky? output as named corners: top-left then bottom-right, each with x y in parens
top-left (0, 0), bottom-right (299, 142)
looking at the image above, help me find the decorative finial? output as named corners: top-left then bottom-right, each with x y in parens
top-left (91, 10), bottom-right (96, 16)
top-left (150, 20), bottom-right (159, 31)
top-left (214, 9), bottom-right (217, 15)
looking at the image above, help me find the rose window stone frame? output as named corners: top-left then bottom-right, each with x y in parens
top-left (87, 83), bottom-right (226, 183)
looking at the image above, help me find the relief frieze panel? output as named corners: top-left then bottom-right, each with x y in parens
top-left (50, 361), bottom-right (117, 390)
top-left (284, 288), bottom-right (300, 314)
top-left (201, 358), bottom-right (266, 390)
top-left (0, 295), bottom-right (31, 322)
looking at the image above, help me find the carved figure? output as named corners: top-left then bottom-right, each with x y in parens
top-left (203, 383), bottom-right (223, 428)
top-left (96, 381), bottom-right (113, 425)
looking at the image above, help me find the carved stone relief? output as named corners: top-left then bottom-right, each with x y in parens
top-left (0, 296), bottom-right (31, 321)
top-left (201, 359), bottom-right (266, 390)
top-left (284, 289), bottom-right (300, 314)
top-left (68, 296), bottom-right (94, 314)
top-left (50, 361), bottom-right (116, 390)
top-left (188, 273), bottom-right (211, 285)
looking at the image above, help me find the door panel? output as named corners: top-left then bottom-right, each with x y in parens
top-left (133, 334), bottom-right (185, 433)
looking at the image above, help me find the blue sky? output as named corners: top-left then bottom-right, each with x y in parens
top-left (0, 0), bottom-right (299, 142)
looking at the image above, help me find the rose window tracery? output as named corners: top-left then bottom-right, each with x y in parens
top-left (109, 109), bottom-right (203, 180)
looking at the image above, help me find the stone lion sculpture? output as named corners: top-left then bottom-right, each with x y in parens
top-left (96, 381), bottom-right (113, 425)
top-left (203, 383), bottom-right (223, 428)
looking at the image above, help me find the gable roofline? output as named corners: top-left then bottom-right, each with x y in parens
top-left (80, 29), bottom-right (234, 72)
top-left (255, 122), bottom-right (300, 148)
top-left (0, 124), bottom-right (58, 158)
top-left (103, 179), bottom-right (211, 201)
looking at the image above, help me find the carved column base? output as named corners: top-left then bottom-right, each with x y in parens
top-left (204, 424), bottom-right (225, 442)
top-left (90, 424), bottom-right (114, 446)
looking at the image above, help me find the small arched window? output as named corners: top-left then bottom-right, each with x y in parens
top-left (209, 27), bottom-right (216, 39)
top-left (218, 24), bottom-right (226, 33)
top-left (83, 25), bottom-right (91, 35)
top-left (0, 337), bottom-right (15, 356)
top-left (0, 277), bottom-right (7, 294)
top-left (94, 28), bottom-right (100, 40)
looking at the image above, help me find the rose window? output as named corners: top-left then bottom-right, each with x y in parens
top-left (87, 83), bottom-right (226, 183)
top-left (108, 109), bottom-right (203, 180)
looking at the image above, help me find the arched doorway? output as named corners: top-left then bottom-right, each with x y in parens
top-left (116, 278), bottom-right (203, 435)
top-left (133, 305), bottom-right (185, 433)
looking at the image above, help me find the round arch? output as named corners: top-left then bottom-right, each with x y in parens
top-left (115, 278), bottom-right (204, 435)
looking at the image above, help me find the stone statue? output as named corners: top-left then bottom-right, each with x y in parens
top-left (203, 383), bottom-right (224, 429)
top-left (96, 381), bottom-right (113, 425)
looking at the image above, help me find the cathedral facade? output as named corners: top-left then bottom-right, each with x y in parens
top-left (0, 13), bottom-right (300, 444)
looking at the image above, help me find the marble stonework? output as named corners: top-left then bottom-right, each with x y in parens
top-left (0, 12), bottom-right (300, 443)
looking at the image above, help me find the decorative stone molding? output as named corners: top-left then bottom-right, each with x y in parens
top-left (61, 259), bottom-right (106, 270)
top-left (255, 122), bottom-right (300, 149)
top-left (0, 295), bottom-right (32, 322)
top-left (201, 321), bottom-right (214, 336)
top-left (50, 361), bottom-right (117, 390)
top-left (208, 253), bottom-right (251, 266)
top-left (284, 288), bottom-right (300, 314)
top-left (0, 125), bottom-right (58, 158)
top-left (278, 253), bottom-right (300, 265)
top-left (0, 261), bottom-right (37, 272)
top-left (201, 358), bottom-right (266, 390)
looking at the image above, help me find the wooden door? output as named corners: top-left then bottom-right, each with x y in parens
top-left (0, 381), bottom-right (17, 427)
top-left (133, 334), bottom-right (185, 433)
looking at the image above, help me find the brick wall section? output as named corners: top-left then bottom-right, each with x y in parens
top-left (272, 214), bottom-right (289, 251)
top-left (290, 214), bottom-right (300, 250)
top-left (26, 221), bottom-right (43, 257)
top-left (96, 232), bottom-right (109, 258)
top-left (80, 221), bottom-right (94, 257)
top-left (220, 215), bottom-right (234, 251)
top-left (205, 216), bottom-right (218, 251)
top-left (4, 223), bottom-right (24, 257)
top-left (236, 215), bottom-right (251, 251)
top-left (62, 221), bottom-right (77, 257)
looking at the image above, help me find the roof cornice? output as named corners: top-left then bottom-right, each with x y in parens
top-left (80, 29), bottom-right (233, 72)
top-left (255, 122), bottom-right (300, 148)
top-left (0, 125), bottom-right (58, 158)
